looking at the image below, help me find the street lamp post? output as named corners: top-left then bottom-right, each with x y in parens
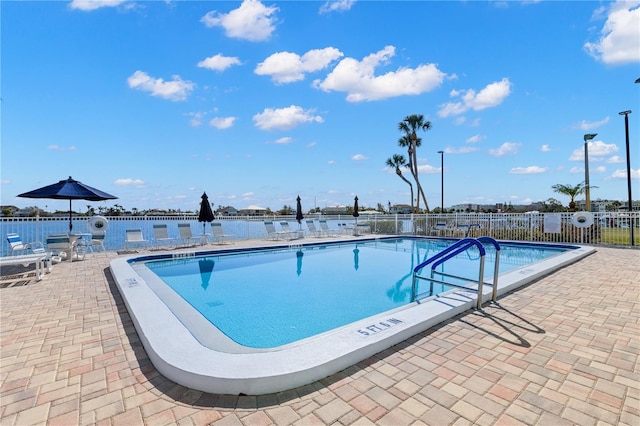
top-left (583, 133), bottom-right (597, 211)
top-left (438, 150), bottom-right (444, 212)
top-left (619, 110), bottom-right (634, 246)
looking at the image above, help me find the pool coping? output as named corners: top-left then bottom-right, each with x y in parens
top-left (109, 237), bottom-right (596, 395)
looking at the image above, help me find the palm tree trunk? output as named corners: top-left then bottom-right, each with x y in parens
top-left (399, 174), bottom-right (414, 212)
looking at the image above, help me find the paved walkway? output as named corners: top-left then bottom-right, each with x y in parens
top-left (1, 243), bottom-right (638, 425)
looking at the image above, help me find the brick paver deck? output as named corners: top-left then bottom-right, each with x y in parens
top-left (1, 243), bottom-right (638, 425)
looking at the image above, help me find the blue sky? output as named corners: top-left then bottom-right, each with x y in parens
top-left (2, 0), bottom-right (639, 213)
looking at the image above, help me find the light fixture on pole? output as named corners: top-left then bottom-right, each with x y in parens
top-left (438, 150), bottom-right (444, 212)
top-left (618, 110), bottom-right (634, 246)
top-left (583, 133), bottom-right (597, 212)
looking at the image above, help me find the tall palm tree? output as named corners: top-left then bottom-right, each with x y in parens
top-left (551, 182), bottom-right (588, 211)
top-left (386, 154), bottom-right (414, 212)
top-left (398, 114), bottom-right (432, 212)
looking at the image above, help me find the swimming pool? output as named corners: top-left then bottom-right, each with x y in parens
top-left (110, 236), bottom-right (595, 395)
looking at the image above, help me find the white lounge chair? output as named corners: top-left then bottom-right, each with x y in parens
top-left (305, 220), bottom-right (323, 237)
top-left (124, 229), bottom-right (148, 251)
top-left (6, 233), bottom-right (59, 267)
top-left (0, 253), bottom-right (51, 283)
top-left (211, 222), bottom-right (235, 245)
top-left (264, 221), bottom-right (286, 240)
top-left (279, 222), bottom-right (300, 240)
top-left (318, 219), bottom-right (339, 237)
top-left (7, 233), bottom-right (38, 255)
top-left (152, 224), bottom-right (176, 249)
top-left (177, 223), bottom-right (199, 247)
top-left (338, 222), bottom-right (355, 235)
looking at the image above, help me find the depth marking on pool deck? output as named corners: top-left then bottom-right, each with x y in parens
top-left (356, 318), bottom-right (403, 337)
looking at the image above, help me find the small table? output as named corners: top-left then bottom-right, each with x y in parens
top-left (199, 233), bottom-right (211, 246)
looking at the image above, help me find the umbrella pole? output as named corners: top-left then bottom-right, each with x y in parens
top-left (69, 200), bottom-right (73, 232)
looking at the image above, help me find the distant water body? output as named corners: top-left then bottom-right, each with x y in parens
top-left (0, 216), bottom-right (368, 256)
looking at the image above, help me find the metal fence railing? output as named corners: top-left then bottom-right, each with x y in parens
top-left (1, 211), bottom-right (638, 257)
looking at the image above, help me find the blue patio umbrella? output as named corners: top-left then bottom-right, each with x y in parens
top-left (198, 192), bottom-right (215, 234)
top-left (353, 196), bottom-right (360, 234)
top-left (353, 246), bottom-right (360, 270)
top-left (199, 258), bottom-right (215, 290)
top-left (295, 195), bottom-right (304, 230)
top-left (296, 250), bottom-right (304, 276)
top-left (17, 176), bottom-right (117, 232)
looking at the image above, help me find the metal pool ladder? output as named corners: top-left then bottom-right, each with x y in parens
top-left (411, 237), bottom-right (501, 310)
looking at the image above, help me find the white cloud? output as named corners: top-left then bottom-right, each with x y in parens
top-left (569, 140), bottom-right (618, 161)
top-left (593, 165), bottom-right (607, 173)
top-left (607, 155), bottom-right (625, 163)
top-left (438, 78), bottom-right (512, 117)
top-left (197, 54), bottom-right (242, 71)
top-left (313, 45), bottom-right (446, 102)
top-left (319, 0), bottom-right (355, 14)
top-left (541, 144), bottom-right (551, 152)
top-left (509, 166), bottom-right (547, 174)
top-left (570, 166), bottom-right (583, 174)
top-left (47, 145), bottom-right (76, 151)
top-left (209, 116), bottom-right (236, 129)
top-left (416, 164), bottom-right (439, 174)
top-left (273, 137), bottom-right (293, 144)
top-left (466, 134), bottom-right (484, 144)
top-left (444, 146), bottom-right (479, 154)
top-left (186, 111), bottom-right (205, 127)
top-left (575, 116), bottom-right (610, 130)
top-left (114, 178), bottom-right (145, 187)
top-left (611, 168), bottom-right (640, 179)
top-left (489, 142), bottom-right (521, 157)
top-left (584, 1), bottom-right (640, 64)
top-left (255, 48), bottom-right (343, 84)
top-left (69, 0), bottom-right (127, 11)
top-left (127, 71), bottom-right (194, 101)
top-left (201, 0), bottom-right (278, 42)
top-left (352, 154), bottom-right (368, 160)
top-left (253, 105), bottom-right (324, 131)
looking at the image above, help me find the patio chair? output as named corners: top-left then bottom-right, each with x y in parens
top-left (87, 230), bottom-right (107, 256)
top-left (177, 223), bottom-right (199, 247)
top-left (46, 234), bottom-right (85, 261)
top-left (354, 222), bottom-right (370, 236)
top-left (279, 221), bottom-right (300, 240)
top-left (124, 229), bottom-right (148, 251)
top-left (264, 221), bottom-right (286, 240)
top-left (152, 224), bottom-right (176, 249)
top-left (7, 233), bottom-right (40, 256)
top-left (211, 222), bottom-right (235, 245)
top-left (318, 219), bottom-right (339, 237)
top-left (6, 233), bottom-right (59, 267)
top-left (338, 222), bottom-right (355, 235)
top-left (305, 220), bottom-right (323, 237)
top-left (430, 222), bottom-right (450, 237)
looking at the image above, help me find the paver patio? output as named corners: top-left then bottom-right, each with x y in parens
top-left (1, 242), bottom-right (638, 425)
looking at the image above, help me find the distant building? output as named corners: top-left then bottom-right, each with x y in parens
top-left (238, 205), bottom-right (268, 216)
top-left (389, 204), bottom-right (413, 214)
top-left (216, 206), bottom-right (238, 216)
top-left (322, 206), bottom-right (348, 215)
top-left (0, 205), bottom-right (19, 217)
top-left (14, 206), bottom-right (39, 217)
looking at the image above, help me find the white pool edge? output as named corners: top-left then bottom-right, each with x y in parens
top-left (109, 242), bottom-right (596, 395)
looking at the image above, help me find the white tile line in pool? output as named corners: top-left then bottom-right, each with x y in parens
top-left (109, 242), bottom-right (596, 396)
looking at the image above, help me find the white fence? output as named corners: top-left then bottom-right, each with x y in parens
top-left (1, 211), bottom-right (638, 256)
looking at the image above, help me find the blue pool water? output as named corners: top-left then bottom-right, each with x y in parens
top-left (141, 238), bottom-right (567, 348)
